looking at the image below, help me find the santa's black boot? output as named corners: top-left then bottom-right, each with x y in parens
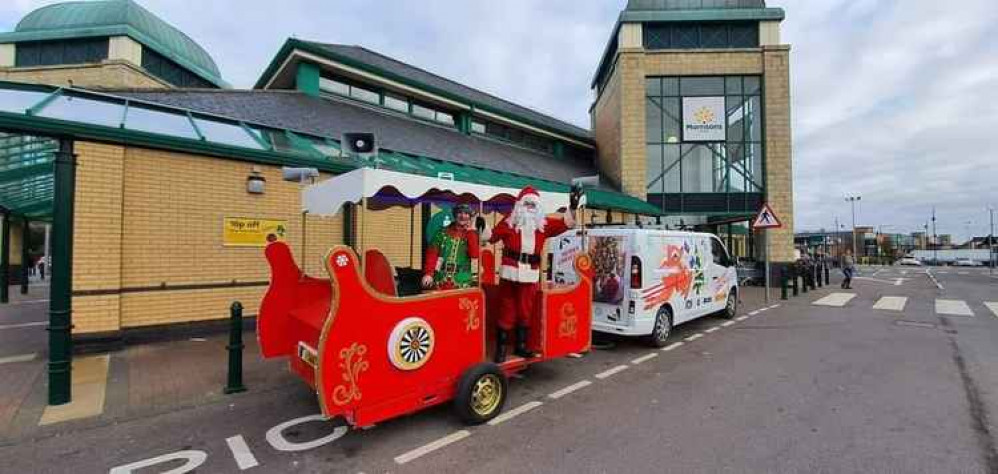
top-left (494, 330), bottom-right (509, 363)
top-left (514, 326), bottom-right (535, 358)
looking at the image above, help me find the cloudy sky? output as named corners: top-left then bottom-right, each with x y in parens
top-left (2, 0), bottom-right (996, 241)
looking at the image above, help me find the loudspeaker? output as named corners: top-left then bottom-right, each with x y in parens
top-left (342, 132), bottom-right (377, 155)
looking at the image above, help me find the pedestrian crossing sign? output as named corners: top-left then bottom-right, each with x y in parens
top-left (752, 203), bottom-right (782, 229)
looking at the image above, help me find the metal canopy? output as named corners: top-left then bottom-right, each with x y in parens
top-left (0, 132), bottom-right (57, 218)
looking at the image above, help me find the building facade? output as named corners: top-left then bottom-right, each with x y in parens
top-left (591, 0), bottom-right (793, 263)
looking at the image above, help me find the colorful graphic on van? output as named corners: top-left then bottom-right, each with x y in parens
top-left (642, 243), bottom-right (695, 311)
top-left (592, 236), bottom-right (626, 304)
top-left (711, 273), bottom-right (732, 302)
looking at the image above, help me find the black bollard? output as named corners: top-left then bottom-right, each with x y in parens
top-left (801, 268), bottom-right (809, 294)
top-left (824, 264), bottom-right (830, 286)
top-left (816, 265), bottom-right (823, 288)
top-left (781, 268), bottom-right (788, 300)
top-left (224, 301), bottom-right (247, 394)
top-left (792, 267), bottom-right (799, 297)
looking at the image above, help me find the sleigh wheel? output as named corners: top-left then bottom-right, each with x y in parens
top-left (454, 363), bottom-right (507, 425)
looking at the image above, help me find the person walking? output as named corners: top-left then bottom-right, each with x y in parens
top-left (841, 249), bottom-right (856, 289)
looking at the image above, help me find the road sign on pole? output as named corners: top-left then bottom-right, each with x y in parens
top-left (752, 203), bottom-right (783, 303)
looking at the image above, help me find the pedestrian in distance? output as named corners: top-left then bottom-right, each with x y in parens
top-left (841, 249), bottom-right (856, 289)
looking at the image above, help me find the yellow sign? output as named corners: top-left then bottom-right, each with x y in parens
top-left (223, 217), bottom-right (288, 247)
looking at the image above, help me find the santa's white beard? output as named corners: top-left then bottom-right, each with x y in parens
top-left (511, 201), bottom-right (545, 234)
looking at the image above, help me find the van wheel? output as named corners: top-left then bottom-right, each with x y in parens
top-left (454, 363), bottom-right (507, 425)
top-left (646, 307), bottom-right (673, 348)
top-left (721, 292), bottom-right (738, 320)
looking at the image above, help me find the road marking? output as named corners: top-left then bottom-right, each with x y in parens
top-left (936, 299), bottom-right (974, 317)
top-left (661, 342), bottom-right (684, 352)
top-left (959, 272), bottom-right (969, 275)
top-left (631, 353), bottom-right (658, 365)
top-left (0, 321), bottom-right (47, 330)
top-left (721, 321), bottom-right (735, 327)
top-left (769, 304), bottom-right (781, 309)
top-left (548, 380), bottom-right (592, 399)
top-left (873, 297), bottom-right (907, 311)
top-left (225, 435), bottom-right (259, 470)
top-left (595, 365), bottom-right (630, 379)
top-left (985, 303), bottom-right (998, 318)
top-left (394, 430), bottom-right (471, 464)
top-left (704, 327), bottom-right (721, 334)
top-left (894, 279), bottom-right (903, 286)
top-left (9, 299), bottom-right (48, 305)
top-left (735, 316), bottom-right (749, 322)
top-left (938, 271), bottom-right (949, 274)
top-left (812, 293), bottom-right (856, 307)
top-left (684, 333), bottom-right (703, 342)
top-left (926, 271), bottom-right (944, 290)
top-left (487, 401), bottom-right (543, 426)
top-left (0, 353), bottom-right (37, 365)
top-left (40, 354), bottom-right (109, 425)
top-left (748, 310), bottom-right (760, 316)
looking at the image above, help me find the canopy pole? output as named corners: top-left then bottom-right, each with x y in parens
top-left (477, 202), bottom-right (483, 287)
top-left (360, 197), bottom-right (366, 267)
top-left (0, 212), bottom-right (9, 304)
top-left (300, 212), bottom-right (307, 278)
top-left (21, 218), bottom-right (30, 295)
top-left (49, 137), bottom-right (75, 406)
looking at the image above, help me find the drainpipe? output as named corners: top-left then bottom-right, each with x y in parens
top-left (0, 212), bottom-right (8, 304)
top-left (48, 138), bottom-right (76, 406)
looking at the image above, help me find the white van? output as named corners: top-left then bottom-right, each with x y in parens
top-left (551, 229), bottom-right (738, 347)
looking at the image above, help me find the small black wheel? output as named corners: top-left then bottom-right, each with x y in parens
top-left (454, 363), bottom-right (507, 425)
top-left (721, 291), bottom-right (738, 320)
top-left (645, 306), bottom-right (673, 348)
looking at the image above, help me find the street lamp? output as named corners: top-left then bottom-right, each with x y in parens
top-left (989, 206), bottom-right (995, 275)
top-left (846, 195), bottom-right (861, 258)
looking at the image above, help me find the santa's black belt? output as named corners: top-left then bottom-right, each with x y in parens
top-left (503, 249), bottom-right (540, 265)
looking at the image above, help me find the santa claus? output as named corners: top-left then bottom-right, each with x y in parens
top-left (484, 186), bottom-right (580, 362)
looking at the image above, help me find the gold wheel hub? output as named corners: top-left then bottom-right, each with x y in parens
top-left (471, 374), bottom-right (502, 417)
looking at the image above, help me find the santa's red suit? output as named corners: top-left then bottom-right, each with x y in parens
top-left (487, 187), bottom-right (570, 331)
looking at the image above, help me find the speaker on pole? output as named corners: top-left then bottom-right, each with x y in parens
top-left (342, 132), bottom-right (379, 167)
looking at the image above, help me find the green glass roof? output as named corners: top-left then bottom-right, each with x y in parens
top-left (0, 0), bottom-right (225, 88)
top-left (0, 80), bottom-right (661, 218)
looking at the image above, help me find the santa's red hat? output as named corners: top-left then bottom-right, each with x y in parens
top-left (517, 186), bottom-right (540, 201)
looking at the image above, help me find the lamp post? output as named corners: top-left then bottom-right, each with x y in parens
top-left (846, 195), bottom-right (861, 258)
top-left (932, 207), bottom-right (938, 264)
top-left (989, 206), bottom-right (995, 275)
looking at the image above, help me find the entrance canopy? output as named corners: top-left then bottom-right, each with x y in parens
top-left (303, 167), bottom-right (569, 216)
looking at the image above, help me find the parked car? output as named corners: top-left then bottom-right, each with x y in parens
top-left (952, 259), bottom-right (983, 267)
top-left (898, 257), bottom-right (922, 266)
top-left (552, 229), bottom-right (738, 347)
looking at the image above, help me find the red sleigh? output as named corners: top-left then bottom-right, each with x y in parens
top-left (257, 168), bottom-right (593, 427)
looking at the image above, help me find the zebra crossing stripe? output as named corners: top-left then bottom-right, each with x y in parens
top-left (935, 299), bottom-right (974, 317)
top-left (813, 293), bottom-right (856, 307)
top-left (985, 303), bottom-right (998, 319)
top-left (872, 296), bottom-right (907, 311)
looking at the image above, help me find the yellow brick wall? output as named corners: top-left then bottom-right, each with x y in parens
top-left (69, 143), bottom-right (436, 333)
top-left (0, 61), bottom-right (169, 89)
top-left (618, 51), bottom-right (649, 199)
top-left (760, 46), bottom-right (795, 263)
top-left (592, 61), bottom-right (623, 190)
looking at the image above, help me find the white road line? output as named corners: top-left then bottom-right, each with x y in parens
top-left (225, 435), bottom-right (259, 470)
top-left (936, 299), bottom-right (974, 317)
top-left (394, 430), bottom-right (471, 464)
top-left (721, 321), bottom-right (735, 327)
top-left (704, 327), bottom-right (721, 334)
top-left (631, 353), bottom-right (658, 365)
top-left (748, 310), bottom-right (760, 316)
top-left (873, 296), bottom-right (907, 312)
top-left (894, 279), bottom-right (903, 286)
top-left (735, 316), bottom-right (749, 322)
top-left (548, 380), bottom-right (592, 399)
top-left (985, 303), bottom-right (998, 319)
top-left (938, 271), bottom-right (949, 274)
top-left (812, 293), bottom-right (856, 307)
top-left (757, 308), bottom-right (768, 312)
top-left (595, 365), bottom-right (630, 379)
top-left (0, 353), bottom-right (37, 365)
top-left (769, 304), bottom-right (781, 309)
top-left (926, 271), bottom-right (944, 290)
top-left (487, 401), bottom-right (543, 426)
top-left (9, 299), bottom-right (48, 305)
top-left (661, 342), bottom-right (684, 352)
top-left (0, 321), bottom-right (47, 330)
top-left (684, 333), bottom-right (703, 342)
top-left (959, 272), bottom-right (969, 275)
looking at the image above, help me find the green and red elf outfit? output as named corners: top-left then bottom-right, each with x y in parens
top-left (423, 221), bottom-right (480, 290)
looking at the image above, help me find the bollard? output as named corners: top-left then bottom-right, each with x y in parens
top-left (824, 264), bottom-right (830, 286)
top-left (780, 268), bottom-right (788, 300)
top-left (224, 301), bottom-right (247, 394)
top-left (801, 269), bottom-right (808, 294)
top-left (792, 267), bottom-right (799, 297)
top-left (816, 265), bottom-right (823, 288)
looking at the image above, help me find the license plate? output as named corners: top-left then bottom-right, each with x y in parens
top-left (297, 342), bottom-right (318, 368)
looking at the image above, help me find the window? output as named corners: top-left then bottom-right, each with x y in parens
top-left (471, 121), bottom-right (486, 134)
top-left (643, 22), bottom-right (759, 50)
top-left (411, 103), bottom-right (436, 121)
top-left (645, 76), bottom-right (764, 212)
top-left (349, 85), bottom-right (379, 104)
top-left (141, 48), bottom-right (214, 88)
top-left (711, 238), bottom-right (731, 266)
top-left (384, 94), bottom-right (408, 112)
top-left (15, 38), bottom-right (108, 67)
top-left (319, 77), bottom-right (350, 96)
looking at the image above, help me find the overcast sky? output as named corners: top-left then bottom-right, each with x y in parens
top-left (2, 0), bottom-right (996, 241)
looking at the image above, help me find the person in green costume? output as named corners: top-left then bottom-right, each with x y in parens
top-left (422, 204), bottom-right (480, 290)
